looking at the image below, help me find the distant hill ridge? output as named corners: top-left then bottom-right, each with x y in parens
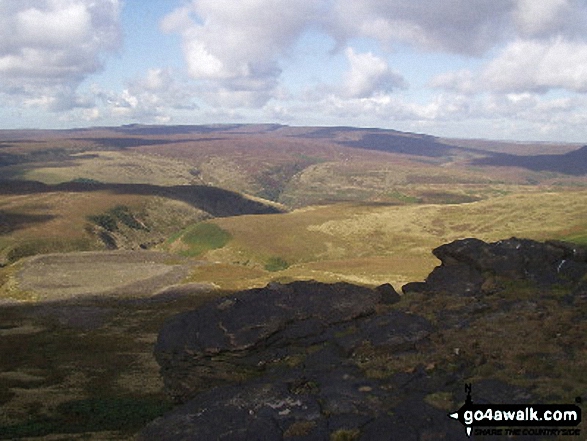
top-left (1, 123), bottom-right (584, 173)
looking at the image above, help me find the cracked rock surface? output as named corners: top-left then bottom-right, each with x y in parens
top-left (140, 238), bottom-right (587, 440)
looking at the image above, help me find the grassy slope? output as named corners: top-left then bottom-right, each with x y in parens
top-left (4, 125), bottom-right (587, 210)
top-left (0, 190), bottom-right (209, 265)
top-left (0, 291), bottom-right (223, 440)
top-left (2, 126), bottom-right (587, 439)
top-left (4, 126), bottom-right (587, 290)
top-left (23, 151), bottom-right (204, 186)
top-left (169, 190), bottom-right (587, 290)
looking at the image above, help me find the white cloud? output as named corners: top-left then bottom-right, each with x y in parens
top-left (4, 0), bottom-right (586, 141)
top-left (162, 0), bottom-right (322, 107)
top-left (430, 70), bottom-right (478, 95)
top-left (513, 0), bottom-right (587, 39)
top-left (15, 1), bottom-right (92, 49)
top-left (341, 48), bottom-right (406, 98)
top-left (330, 1), bottom-right (587, 55)
top-left (434, 37), bottom-right (587, 94)
top-left (119, 0), bottom-right (587, 141)
top-left (330, 0), bottom-right (515, 56)
top-left (0, 0), bottom-right (121, 109)
top-left (161, 0), bottom-right (587, 110)
top-left (97, 68), bottom-right (199, 122)
top-left (483, 38), bottom-right (587, 93)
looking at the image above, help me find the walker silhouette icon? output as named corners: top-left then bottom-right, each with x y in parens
top-left (448, 384), bottom-right (582, 438)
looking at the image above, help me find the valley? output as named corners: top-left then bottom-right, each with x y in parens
top-left (0, 124), bottom-right (586, 439)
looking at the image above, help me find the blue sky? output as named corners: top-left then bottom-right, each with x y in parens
top-left (1, 0), bottom-right (587, 142)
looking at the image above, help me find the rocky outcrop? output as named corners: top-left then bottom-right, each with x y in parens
top-left (142, 281), bottom-right (462, 440)
top-left (140, 238), bottom-right (587, 440)
top-left (152, 281), bottom-right (409, 403)
top-left (403, 237), bottom-right (587, 296)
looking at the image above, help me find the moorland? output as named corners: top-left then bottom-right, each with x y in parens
top-left (0, 124), bottom-right (586, 439)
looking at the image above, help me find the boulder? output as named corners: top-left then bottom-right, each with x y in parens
top-left (375, 283), bottom-right (401, 304)
top-left (404, 237), bottom-right (587, 296)
top-left (141, 280), bottom-right (438, 440)
top-left (154, 281), bottom-right (395, 402)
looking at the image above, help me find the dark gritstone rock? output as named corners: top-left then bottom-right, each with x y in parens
top-left (405, 237), bottom-right (587, 296)
top-left (153, 281), bottom-right (394, 402)
top-left (139, 379), bottom-right (325, 441)
top-left (375, 283), bottom-right (401, 304)
top-left (360, 398), bottom-right (470, 441)
top-left (141, 238), bottom-right (586, 440)
top-left (141, 281), bottom-right (442, 440)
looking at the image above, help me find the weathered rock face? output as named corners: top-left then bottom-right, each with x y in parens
top-left (141, 238), bottom-right (587, 440)
top-left (153, 281), bottom-right (408, 403)
top-left (403, 237), bottom-right (587, 296)
top-left (142, 281), bottom-right (466, 440)
top-left (139, 372), bottom-right (468, 441)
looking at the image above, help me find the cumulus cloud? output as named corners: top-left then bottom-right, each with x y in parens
top-left (341, 48), bottom-right (406, 98)
top-left (330, 0), bottom-right (587, 54)
top-left (161, 0), bottom-right (322, 107)
top-left (161, 0), bottom-right (587, 112)
top-left (433, 37), bottom-right (587, 94)
top-left (329, 0), bottom-right (515, 56)
top-left (513, 0), bottom-right (587, 39)
top-left (304, 91), bottom-right (474, 126)
top-left (3, 0), bottom-right (585, 139)
top-left (98, 68), bottom-right (198, 122)
top-left (428, 0), bottom-right (587, 100)
top-left (0, 0), bottom-right (121, 109)
top-left (482, 38), bottom-right (587, 93)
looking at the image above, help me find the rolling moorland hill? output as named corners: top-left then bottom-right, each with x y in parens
top-left (0, 124), bottom-right (586, 439)
top-left (2, 123), bottom-right (587, 288)
top-left (2, 124), bottom-right (586, 207)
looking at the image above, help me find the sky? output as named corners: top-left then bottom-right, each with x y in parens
top-left (1, 0), bottom-right (587, 142)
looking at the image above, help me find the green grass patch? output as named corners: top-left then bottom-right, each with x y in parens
top-left (386, 190), bottom-right (422, 204)
top-left (265, 256), bottom-right (290, 272)
top-left (180, 222), bottom-right (232, 257)
top-left (560, 233), bottom-right (587, 246)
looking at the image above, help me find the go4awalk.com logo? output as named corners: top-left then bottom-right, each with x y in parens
top-left (448, 384), bottom-right (582, 438)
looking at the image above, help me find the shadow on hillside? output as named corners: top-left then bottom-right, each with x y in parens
top-left (0, 284), bottom-right (224, 440)
top-left (342, 133), bottom-right (458, 157)
top-left (0, 147), bottom-right (80, 169)
top-left (294, 129), bottom-right (472, 159)
top-left (72, 138), bottom-right (192, 149)
top-left (294, 128), bottom-right (587, 176)
top-left (0, 181), bottom-right (283, 218)
top-left (0, 211), bottom-right (56, 235)
top-left (473, 145), bottom-right (587, 175)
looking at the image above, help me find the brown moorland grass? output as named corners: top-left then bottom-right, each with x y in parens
top-left (3, 125), bottom-right (587, 439)
top-left (0, 288), bottom-right (225, 440)
top-left (14, 251), bottom-right (195, 302)
top-left (174, 189), bottom-right (587, 289)
top-left (4, 125), bottom-right (587, 209)
top-left (0, 191), bottom-right (147, 240)
top-left (0, 190), bottom-right (209, 265)
top-left (22, 151), bottom-right (205, 186)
